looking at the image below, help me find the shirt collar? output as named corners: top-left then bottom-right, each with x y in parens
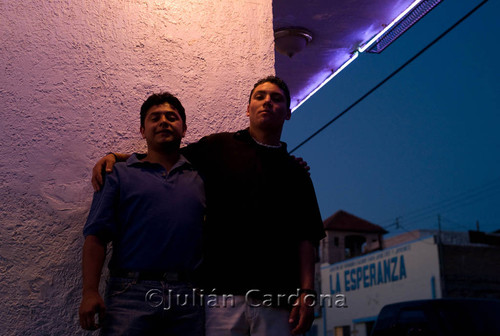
top-left (235, 128), bottom-right (288, 152)
top-left (127, 153), bottom-right (194, 170)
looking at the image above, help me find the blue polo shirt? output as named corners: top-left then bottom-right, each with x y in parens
top-left (83, 153), bottom-right (205, 272)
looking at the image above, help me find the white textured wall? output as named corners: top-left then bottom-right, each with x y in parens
top-left (0, 0), bottom-right (274, 334)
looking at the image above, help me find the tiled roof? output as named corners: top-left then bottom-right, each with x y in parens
top-left (323, 210), bottom-right (388, 233)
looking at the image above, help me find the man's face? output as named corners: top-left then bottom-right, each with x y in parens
top-left (140, 103), bottom-right (186, 149)
top-left (246, 82), bottom-right (291, 131)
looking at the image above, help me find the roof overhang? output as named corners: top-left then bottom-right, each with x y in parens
top-left (272, 0), bottom-right (440, 110)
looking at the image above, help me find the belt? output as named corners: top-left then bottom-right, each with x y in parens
top-left (110, 269), bottom-right (192, 282)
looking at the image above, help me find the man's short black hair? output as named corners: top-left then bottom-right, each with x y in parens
top-left (140, 92), bottom-right (186, 128)
top-left (249, 75), bottom-right (291, 109)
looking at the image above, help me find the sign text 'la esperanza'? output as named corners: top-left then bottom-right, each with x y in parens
top-left (329, 255), bottom-right (407, 293)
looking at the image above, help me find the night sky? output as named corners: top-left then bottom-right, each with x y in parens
top-left (282, 0), bottom-right (500, 236)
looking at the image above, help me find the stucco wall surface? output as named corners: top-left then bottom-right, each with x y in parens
top-left (0, 0), bottom-right (274, 334)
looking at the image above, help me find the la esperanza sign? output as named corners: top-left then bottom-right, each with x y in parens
top-left (322, 235), bottom-right (441, 298)
top-left (319, 236), bottom-right (442, 329)
top-left (330, 252), bottom-right (407, 293)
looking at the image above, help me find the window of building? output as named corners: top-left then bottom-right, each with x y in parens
top-left (345, 235), bottom-right (366, 258)
top-left (334, 325), bottom-right (350, 336)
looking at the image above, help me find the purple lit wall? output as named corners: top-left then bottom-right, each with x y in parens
top-left (0, 0), bottom-right (274, 334)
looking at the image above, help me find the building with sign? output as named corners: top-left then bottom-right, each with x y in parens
top-left (310, 211), bottom-right (500, 336)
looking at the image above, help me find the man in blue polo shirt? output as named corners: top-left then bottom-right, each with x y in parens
top-left (78, 92), bottom-right (205, 335)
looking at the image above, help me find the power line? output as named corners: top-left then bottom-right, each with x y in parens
top-left (378, 177), bottom-right (500, 232)
top-left (440, 216), bottom-right (471, 231)
top-left (379, 177), bottom-right (500, 228)
top-left (387, 221), bottom-right (438, 245)
top-left (289, 0), bottom-right (489, 154)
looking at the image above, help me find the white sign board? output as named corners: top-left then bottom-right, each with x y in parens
top-left (319, 235), bottom-right (442, 334)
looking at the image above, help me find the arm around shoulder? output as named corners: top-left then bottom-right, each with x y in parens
top-left (91, 152), bottom-right (131, 192)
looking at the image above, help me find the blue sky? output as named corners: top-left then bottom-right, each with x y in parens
top-left (282, 0), bottom-right (500, 236)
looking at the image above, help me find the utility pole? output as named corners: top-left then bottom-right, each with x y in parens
top-left (437, 214), bottom-right (442, 243)
top-left (437, 214), bottom-right (446, 297)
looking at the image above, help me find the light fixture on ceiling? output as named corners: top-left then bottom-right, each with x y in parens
top-left (274, 27), bottom-right (313, 58)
